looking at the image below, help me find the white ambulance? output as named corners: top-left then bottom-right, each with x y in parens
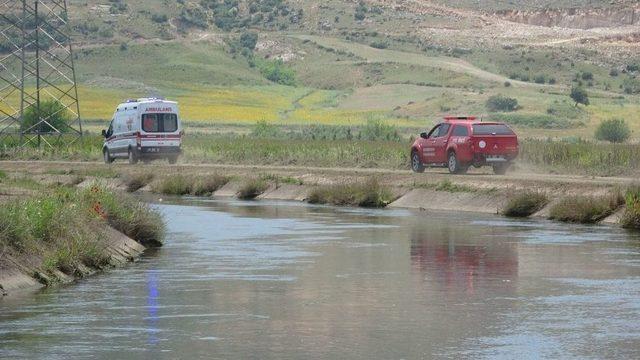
top-left (102, 98), bottom-right (183, 164)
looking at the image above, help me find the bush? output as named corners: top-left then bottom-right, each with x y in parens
top-left (621, 185), bottom-right (640, 229)
top-left (533, 75), bottom-right (546, 84)
top-left (307, 179), bottom-right (393, 208)
top-left (370, 41), bottom-right (388, 49)
top-left (151, 14), bottom-right (168, 23)
top-left (486, 95), bottom-right (519, 112)
top-left (595, 119), bottom-right (630, 143)
top-left (503, 191), bottom-right (548, 217)
top-left (237, 179), bottom-right (268, 200)
top-left (239, 31), bottom-right (259, 51)
top-left (570, 87), bottom-right (589, 106)
top-left (549, 193), bottom-right (623, 223)
top-left (622, 77), bottom-right (640, 94)
top-left (256, 59), bottom-right (296, 85)
top-left (22, 99), bottom-right (71, 133)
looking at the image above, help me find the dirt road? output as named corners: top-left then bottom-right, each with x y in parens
top-left (0, 160), bottom-right (631, 191)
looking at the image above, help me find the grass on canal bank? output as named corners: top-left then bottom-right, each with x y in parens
top-left (549, 192), bottom-right (624, 224)
top-left (0, 185), bottom-right (164, 281)
top-left (151, 174), bottom-right (230, 196)
top-left (307, 179), bottom-right (394, 208)
top-left (502, 191), bottom-right (549, 218)
top-left (237, 178), bottom-right (269, 200)
top-left (621, 185), bottom-right (640, 229)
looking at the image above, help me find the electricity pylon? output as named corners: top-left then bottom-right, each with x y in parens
top-left (0, 0), bottom-right (82, 148)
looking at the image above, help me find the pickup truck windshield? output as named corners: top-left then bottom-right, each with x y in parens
top-left (142, 113), bottom-right (178, 133)
top-left (472, 124), bottom-right (514, 135)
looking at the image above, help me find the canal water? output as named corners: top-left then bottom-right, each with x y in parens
top-left (2, 198), bottom-right (640, 359)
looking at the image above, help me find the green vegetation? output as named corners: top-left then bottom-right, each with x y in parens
top-left (237, 178), bottom-right (269, 199)
top-left (152, 174), bottom-right (230, 196)
top-left (124, 172), bottom-right (154, 192)
top-left (486, 95), bottom-right (519, 112)
top-left (595, 119), bottom-right (631, 143)
top-left (519, 139), bottom-right (640, 176)
top-left (22, 99), bottom-right (71, 133)
top-left (0, 185), bottom-right (164, 280)
top-left (621, 185), bottom-right (640, 229)
top-left (549, 193), bottom-right (623, 224)
top-left (256, 59), bottom-right (296, 86)
top-left (433, 179), bottom-right (475, 193)
top-left (492, 113), bottom-right (576, 129)
top-left (570, 87), bottom-right (589, 107)
top-left (307, 179), bottom-right (393, 208)
top-left (502, 191), bottom-right (548, 217)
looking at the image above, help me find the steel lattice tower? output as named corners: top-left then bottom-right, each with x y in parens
top-left (0, 0), bottom-right (82, 148)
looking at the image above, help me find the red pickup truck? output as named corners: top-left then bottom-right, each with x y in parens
top-left (410, 116), bottom-right (519, 175)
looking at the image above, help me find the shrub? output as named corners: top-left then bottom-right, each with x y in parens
top-left (239, 31), bottom-right (259, 51)
top-left (595, 119), bottom-right (630, 143)
top-left (370, 41), bottom-right (388, 49)
top-left (609, 68), bottom-right (619, 77)
top-left (622, 77), bottom-right (640, 94)
top-left (581, 71), bottom-right (593, 81)
top-left (503, 191), bottom-right (548, 217)
top-left (307, 179), bottom-right (393, 208)
top-left (503, 81), bottom-right (511, 87)
top-left (22, 99), bottom-right (71, 133)
top-left (151, 14), bottom-right (168, 23)
top-left (237, 179), bottom-right (268, 200)
top-left (179, 5), bottom-right (208, 29)
top-left (549, 193), bottom-right (623, 223)
top-left (256, 59), bottom-right (296, 85)
top-left (534, 75), bottom-right (546, 84)
top-left (486, 95), bottom-right (519, 112)
top-left (621, 185), bottom-right (640, 229)
top-left (570, 87), bottom-right (589, 106)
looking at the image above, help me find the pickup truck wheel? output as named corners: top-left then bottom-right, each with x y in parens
top-left (103, 149), bottom-right (113, 164)
top-left (448, 152), bottom-right (462, 174)
top-left (128, 148), bottom-right (138, 165)
top-left (411, 151), bottom-right (425, 173)
top-left (493, 163), bottom-right (509, 175)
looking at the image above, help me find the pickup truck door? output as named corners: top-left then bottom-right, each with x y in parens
top-left (431, 123), bottom-right (451, 163)
top-left (421, 124), bottom-right (441, 163)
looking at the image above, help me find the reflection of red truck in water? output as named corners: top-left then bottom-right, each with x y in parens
top-left (410, 116), bottom-right (519, 175)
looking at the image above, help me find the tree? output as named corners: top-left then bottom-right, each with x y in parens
top-left (485, 95), bottom-right (519, 112)
top-left (22, 99), bottom-right (71, 133)
top-left (570, 87), bottom-right (589, 106)
top-left (239, 31), bottom-right (258, 51)
top-left (595, 118), bottom-right (630, 143)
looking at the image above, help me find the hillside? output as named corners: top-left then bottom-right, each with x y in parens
top-left (4, 0), bottom-right (639, 138)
